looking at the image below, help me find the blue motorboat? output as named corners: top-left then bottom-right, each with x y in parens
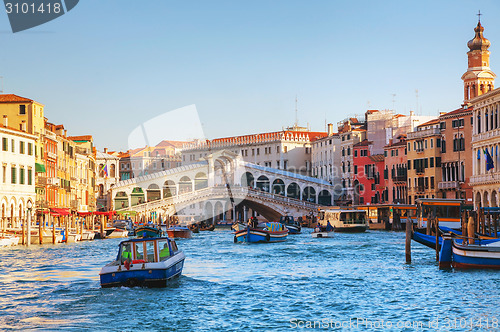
top-left (279, 216), bottom-right (301, 234)
top-left (100, 237), bottom-right (185, 288)
top-left (234, 222), bottom-right (288, 243)
top-left (135, 224), bottom-right (163, 238)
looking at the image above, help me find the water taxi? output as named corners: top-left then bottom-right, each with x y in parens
top-left (317, 208), bottom-right (368, 233)
top-left (166, 226), bottom-right (192, 239)
top-left (100, 237), bottom-right (185, 288)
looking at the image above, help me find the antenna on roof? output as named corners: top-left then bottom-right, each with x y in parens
top-left (391, 93), bottom-right (396, 110)
top-left (415, 89), bottom-right (419, 115)
top-left (295, 95), bottom-right (298, 127)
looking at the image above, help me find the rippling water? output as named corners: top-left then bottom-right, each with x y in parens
top-left (0, 230), bottom-right (499, 331)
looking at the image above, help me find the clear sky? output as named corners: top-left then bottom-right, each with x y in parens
top-left (1, 0), bottom-right (499, 151)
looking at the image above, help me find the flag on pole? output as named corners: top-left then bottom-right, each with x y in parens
top-left (484, 148), bottom-right (494, 171)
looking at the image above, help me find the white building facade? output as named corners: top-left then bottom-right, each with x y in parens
top-left (96, 150), bottom-right (120, 211)
top-left (0, 125), bottom-right (36, 226)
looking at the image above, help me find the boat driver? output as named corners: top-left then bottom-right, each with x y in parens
top-left (121, 244), bottom-right (132, 263)
top-left (159, 243), bottom-right (170, 259)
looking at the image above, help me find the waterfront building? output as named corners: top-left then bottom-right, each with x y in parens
top-left (95, 149), bottom-right (120, 211)
top-left (383, 137), bottom-right (408, 204)
top-left (337, 117), bottom-right (366, 205)
top-left (181, 125), bottom-right (327, 176)
top-left (69, 135), bottom-right (97, 212)
top-left (0, 95), bottom-right (46, 209)
top-left (311, 123), bottom-right (341, 196)
top-left (406, 119), bottom-right (442, 204)
top-left (117, 151), bottom-right (132, 181)
top-left (352, 139), bottom-right (386, 205)
top-left (0, 124), bottom-right (36, 226)
top-left (438, 107), bottom-right (473, 203)
top-left (41, 122), bottom-right (59, 209)
top-left (464, 20), bottom-right (500, 208)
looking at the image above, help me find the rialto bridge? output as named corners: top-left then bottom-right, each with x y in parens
top-left (110, 151), bottom-right (336, 223)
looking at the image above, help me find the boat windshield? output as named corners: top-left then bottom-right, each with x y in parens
top-left (340, 212), bottom-right (366, 224)
top-left (158, 239), bottom-right (171, 260)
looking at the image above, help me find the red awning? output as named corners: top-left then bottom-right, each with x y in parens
top-left (94, 211), bottom-right (116, 217)
top-left (50, 208), bottom-right (71, 216)
top-left (77, 211), bottom-right (93, 216)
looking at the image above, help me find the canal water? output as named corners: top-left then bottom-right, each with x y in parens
top-left (0, 230), bottom-right (499, 331)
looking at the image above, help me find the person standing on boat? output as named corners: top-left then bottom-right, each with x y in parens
top-left (159, 243), bottom-right (170, 259)
top-left (326, 221), bottom-right (334, 232)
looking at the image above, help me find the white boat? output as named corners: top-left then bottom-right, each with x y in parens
top-left (66, 232), bottom-right (82, 243)
top-left (107, 228), bottom-right (128, 238)
top-left (317, 208), bottom-right (368, 233)
top-left (0, 234), bottom-right (19, 247)
top-left (312, 231), bottom-right (333, 238)
top-left (81, 230), bottom-right (95, 241)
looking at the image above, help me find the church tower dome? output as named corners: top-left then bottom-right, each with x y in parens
top-left (462, 15), bottom-right (496, 102)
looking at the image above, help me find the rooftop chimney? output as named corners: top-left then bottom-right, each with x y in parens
top-left (327, 123), bottom-right (334, 136)
top-left (3, 115), bottom-right (7, 127)
top-left (104, 148), bottom-right (108, 154)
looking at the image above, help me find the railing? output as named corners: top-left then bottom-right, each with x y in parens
top-left (470, 173), bottom-right (500, 185)
top-left (392, 175), bottom-right (407, 182)
top-left (438, 181), bottom-right (459, 189)
top-left (415, 168), bottom-right (425, 175)
top-left (36, 176), bottom-right (47, 186)
top-left (118, 185), bottom-right (320, 212)
top-left (407, 128), bottom-right (440, 139)
top-left (47, 151), bottom-right (57, 160)
top-left (472, 128), bottom-right (500, 143)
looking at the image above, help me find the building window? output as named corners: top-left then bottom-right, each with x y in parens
top-left (354, 150), bottom-right (358, 157)
top-left (11, 139), bottom-right (14, 153)
top-left (28, 143), bottom-right (32, 155)
top-left (2, 137), bottom-right (7, 151)
top-left (19, 141), bottom-right (25, 154)
top-left (19, 168), bottom-right (25, 184)
top-left (11, 166), bottom-right (16, 184)
top-left (19, 105), bottom-right (26, 115)
top-left (257, 148), bottom-right (260, 155)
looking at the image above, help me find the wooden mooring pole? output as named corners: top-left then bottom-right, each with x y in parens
top-left (435, 217), bottom-right (439, 262)
top-left (405, 217), bottom-right (412, 264)
top-left (39, 215), bottom-right (43, 245)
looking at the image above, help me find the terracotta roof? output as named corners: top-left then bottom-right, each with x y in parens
top-left (0, 94), bottom-right (33, 103)
top-left (439, 107), bottom-right (473, 119)
top-left (384, 140), bottom-right (407, 148)
top-left (417, 118), bottom-right (439, 127)
top-left (68, 135), bottom-right (93, 141)
top-left (0, 123), bottom-right (35, 136)
top-left (369, 154), bottom-right (385, 162)
top-left (156, 140), bottom-right (188, 148)
top-left (353, 139), bottom-right (372, 147)
top-left (208, 130), bottom-right (328, 145)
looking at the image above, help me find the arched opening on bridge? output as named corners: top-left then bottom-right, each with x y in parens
top-left (318, 190), bottom-right (332, 206)
top-left (272, 179), bottom-right (285, 196)
top-left (302, 186), bottom-right (316, 203)
top-left (147, 184), bottom-right (161, 202)
top-left (130, 187), bottom-right (145, 206)
top-left (241, 172), bottom-right (254, 187)
top-left (163, 180), bottom-right (176, 198)
top-left (203, 201), bottom-right (214, 224)
top-left (195, 172), bottom-right (208, 190)
top-left (476, 192), bottom-right (482, 209)
top-left (214, 201), bottom-right (224, 222)
top-left (492, 191), bottom-right (498, 207)
top-left (256, 175), bottom-right (270, 192)
top-left (287, 182), bottom-right (300, 199)
top-left (224, 200), bottom-right (233, 221)
top-left (484, 191), bottom-right (490, 208)
top-left (179, 176), bottom-right (192, 194)
top-left (114, 191), bottom-right (129, 209)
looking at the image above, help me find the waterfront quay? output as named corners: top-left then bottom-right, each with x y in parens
top-left (1, 230), bottom-right (499, 331)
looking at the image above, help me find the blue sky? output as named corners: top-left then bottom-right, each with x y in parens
top-left (1, 0), bottom-right (499, 151)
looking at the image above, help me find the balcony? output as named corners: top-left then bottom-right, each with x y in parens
top-left (470, 173), bottom-right (500, 186)
top-left (415, 186), bottom-right (426, 194)
top-left (438, 181), bottom-right (459, 190)
top-left (415, 168), bottom-right (425, 175)
top-left (472, 128), bottom-right (500, 143)
top-left (47, 177), bottom-right (60, 186)
top-left (408, 128), bottom-right (440, 140)
top-left (47, 151), bottom-right (57, 160)
top-left (392, 175), bottom-right (407, 182)
top-left (35, 176), bottom-right (47, 186)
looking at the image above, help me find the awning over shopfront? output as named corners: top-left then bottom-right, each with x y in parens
top-left (35, 163), bottom-right (46, 173)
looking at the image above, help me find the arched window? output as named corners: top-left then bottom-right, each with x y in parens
top-left (478, 114), bottom-right (481, 133)
top-left (486, 111), bottom-right (489, 131)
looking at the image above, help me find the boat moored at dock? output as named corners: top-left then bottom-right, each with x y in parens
top-left (166, 226), bottom-right (192, 239)
top-left (317, 208), bottom-right (368, 233)
top-left (100, 237), bottom-right (185, 288)
top-left (279, 216), bottom-right (301, 234)
top-left (439, 234), bottom-right (500, 269)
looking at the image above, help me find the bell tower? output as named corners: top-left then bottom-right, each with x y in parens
top-left (462, 15), bottom-right (496, 102)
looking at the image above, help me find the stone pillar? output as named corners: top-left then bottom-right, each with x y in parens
top-left (243, 206), bottom-right (248, 222)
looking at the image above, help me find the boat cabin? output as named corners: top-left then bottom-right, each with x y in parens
top-left (117, 237), bottom-right (178, 264)
top-left (318, 208), bottom-right (368, 226)
top-left (416, 198), bottom-right (464, 229)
